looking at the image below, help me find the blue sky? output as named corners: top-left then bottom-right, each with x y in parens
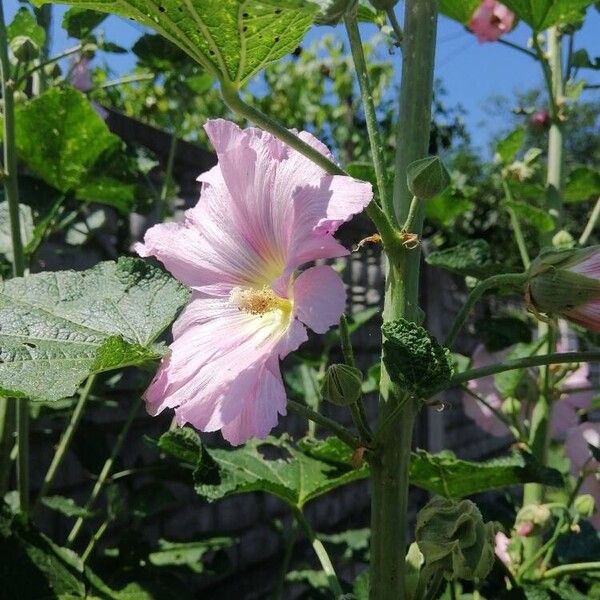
top-left (5, 1), bottom-right (600, 152)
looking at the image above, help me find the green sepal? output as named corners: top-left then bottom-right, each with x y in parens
top-left (321, 363), bottom-right (363, 406)
top-left (406, 156), bottom-right (451, 200)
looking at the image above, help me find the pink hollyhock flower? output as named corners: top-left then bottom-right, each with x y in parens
top-left (135, 119), bottom-right (372, 445)
top-left (565, 423), bottom-right (600, 529)
top-left (531, 110), bottom-right (550, 129)
top-left (527, 247), bottom-right (600, 333)
top-left (462, 344), bottom-right (513, 437)
top-left (494, 531), bottom-right (512, 567)
top-left (469, 0), bottom-right (515, 43)
top-left (70, 57), bottom-right (108, 120)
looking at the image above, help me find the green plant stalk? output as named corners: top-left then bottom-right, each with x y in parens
top-left (497, 38), bottom-right (537, 60)
top-left (219, 82), bottom-right (402, 261)
top-left (541, 561), bottom-right (600, 579)
top-left (292, 508), bottom-right (343, 597)
top-left (402, 195), bottom-right (421, 233)
top-left (81, 517), bottom-right (109, 563)
top-left (32, 4), bottom-right (52, 95)
top-left (369, 2), bottom-right (438, 599)
top-left (34, 375), bottom-right (96, 511)
top-left (344, 13), bottom-right (392, 217)
top-left (287, 399), bottom-right (360, 449)
top-left (523, 26), bottom-right (564, 560)
top-left (579, 197), bottom-right (600, 246)
top-left (159, 128), bottom-right (178, 219)
top-left (15, 44), bottom-right (82, 87)
top-left (502, 180), bottom-right (531, 268)
top-left (67, 397), bottom-right (141, 545)
top-left (0, 0), bottom-right (30, 518)
top-left (0, 398), bottom-right (15, 496)
top-left (444, 273), bottom-right (528, 348)
top-left (386, 7), bottom-right (404, 47)
top-left (274, 520), bottom-right (299, 600)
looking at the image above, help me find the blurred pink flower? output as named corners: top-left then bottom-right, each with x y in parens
top-left (469, 0), bottom-right (515, 43)
top-left (565, 423), bottom-right (600, 529)
top-left (136, 119), bottom-right (372, 445)
top-left (531, 110), bottom-right (550, 129)
top-left (550, 361), bottom-right (593, 437)
top-left (70, 56), bottom-right (108, 120)
top-left (462, 344), bottom-right (512, 437)
top-left (494, 531), bottom-right (512, 567)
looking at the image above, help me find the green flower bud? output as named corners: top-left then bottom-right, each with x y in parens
top-left (406, 156), bottom-right (451, 200)
top-left (314, 0), bottom-right (358, 25)
top-left (415, 496), bottom-right (495, 581)
top-left (369, 0), bottom-right (398, 9)
top-left (9, 36), bottom-right (39, 62)
top-left (525, 247), bottom-right (600, 331)
top-left (501, 397), bottom-right (521, 417)
top-left (44, 62), bottom-right (62, 79)
top-left (573, 494), bottom-right (595, 519)
top-left (321, 363), bottom-right (363, 406)
top-left (515, 504), bottom-right (551, 537)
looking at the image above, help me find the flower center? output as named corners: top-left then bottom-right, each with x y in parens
top-left (230, 285), bottom-right (292, 316)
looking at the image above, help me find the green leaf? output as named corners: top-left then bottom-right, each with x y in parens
top-left (41, 495), bottom-right (95, 518)
top-left (425, 239), bottom-right (504, 279)
top-left (501, 0), bottom-right (594, 30)
top-left (493, 341), bottom-right (539, 397)
top-left (158, 427), bottom-right (203, 465)
top-left (62, 7), bottom-right (107, 37)
top-left (320, 528), bottom-right (370, 561)
top-left (425, 187), bottom-right (472, 226)
top-left (133, 33), bottom-right (191, 71)
top-left (0, 503), bottom-right (86, 598)
top-left (194, 435), bottom-right (367, 509)
top-left (0, 257), bottom-right (189, 401)
top-left (0, 201), bottom-right (33, 263)
top-left (7, 8), bottom-right (46, 46)
top-left (504, 198), bottom-right (555, 233)
top-left (564, 166), bottom-right (600, 204)
top-left (438, 0), bottom-right (479, 24)
top-left (14, 88), bottom-right (121, 193)
top-left (409, 449), bottom-right (563, 499)
top-left (34, 0), bottom-right (316, 85)
top-left (496, 128), bottom-right (525, 164)
top-left (286, 569), bottom-right (330, 590)
top-left (149, 537), bottom-right (235, 573)
top-left (382, 319), bottom-right (452, 397)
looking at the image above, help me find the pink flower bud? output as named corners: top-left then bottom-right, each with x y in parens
top-left (526, 247), bottom-right (600, 333)
top-left (531, 110), bottom-right (550, 129)
top-left (469, 0), bottom-right (515, 43)
top-left (516, 521), bottom-right (535, 537)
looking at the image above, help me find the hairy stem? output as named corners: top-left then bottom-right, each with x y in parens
top-left (370, 3), bottom-right (438, 599)
top-left (344, 13), bottom-right (392, 216)
top-left (444, 273), bottom-right (528, 348)
top-left (67, 397), bottom-right (141, 545)
top-left (579, 197), bottom-right (600, 246)
top-left (293, 508), bottom-right (343, 598)
top-left (35, 375), bottom-right (96, 511)
top-left (541, 561), bottom-right (600, 580)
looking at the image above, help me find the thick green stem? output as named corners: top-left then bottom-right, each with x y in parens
top-left (524, 27), bottom-right (564, 561)
top-left (370, 3), bottom-right (438, 599)
top-left (579, 197), bottom-right (600, 246)
top-left (293, 508), bottom-right (343, 598)
top-left (444, 273), bottom-right (528, 348)
top-left (35, 375), bottom-right (96, 511)
top-left (0, 0), bottom-right (30, 518)
top-left (344, 13), bottom-right (392, 217)
top-left (541, 561), bottom-right (600, 580)
top-left (67, 397), bottom-right (141, 545)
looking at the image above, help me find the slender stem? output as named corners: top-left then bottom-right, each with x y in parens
top-left (339, 315), bottom-right (356, 368)
top-left (159, 129), bottom-right (178, 219)
top-left (541, 561), bottom-right (600, 580)
top-left (287, 399), bottom-right (360, 449)
top-left (497, 38), bottom-right (538, 60)
top-left (15, 45), bottom-right (82, 87)
top-left (81, 517), bottom-right (109, 563)
top-left (401, 196), bottom-right (420, 232)
top-left (220, 82), bottom-right (401, 259)
top-left (444, 273), bottom-right (528, 348)
top-left (386, 7), bottom-right (404, 47)
top-left (274, 520), bottom-right (299, 600)
top-left (532, 34), bottom-right (558, 119)
top-left (436, 351), bottom-right (600, 393)
top-left (292, 508), bottom-right (343, 598)
top-left (370, 3), bottom-right (438, 599)
top-left (67, 397), bottom-right (141, 546)
top-left (503, 180), bottom-right (531, 268)
top-left (34, 375), bottom-right (96, 510)
top-left (579, 197), bottom-right (600, 246)
top-left (423, 570), bottom-right (444, 600)
top-left (97, 72), bottom-right (154, 89)
top-left (344, 13), bottom-right (392, 217)
top-left (517, 513), bottom-right (565, 580)
top-left (1, 0), bottom-right (29, 518)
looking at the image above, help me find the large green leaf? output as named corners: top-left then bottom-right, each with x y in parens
top-left (0, 258), bottom-right (189, 401)
top-left (438, 0), bottom-right (479, 24)
top-left (496, 128), bottom-right (525, 164)
top-left (504, 198), bottom-right (555, 233)
top-left (148, 537), bottom-right (235, 573)
top-left (34, 0), bottom-right (316, 85)
top-left (564, 166), bottom-right (600, 204)
top-left (194, 435), bottom-right (368, 509)
top-left (13, 87), bottom-right (120, 194)
top-left (425, 239), bottom-right (504, 279)
top-left (7, 7), bottom-right (46, 46)
top-left (501, 0), bottom-right (593, 30)
top-left (409, 449), bottom-right (563, 498)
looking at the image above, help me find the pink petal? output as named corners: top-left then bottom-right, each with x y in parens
top-left (293, 266), bottom-right (346, 334)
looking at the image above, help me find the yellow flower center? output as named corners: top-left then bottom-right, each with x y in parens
top-left (230, 285), bottom-right (292, 317)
